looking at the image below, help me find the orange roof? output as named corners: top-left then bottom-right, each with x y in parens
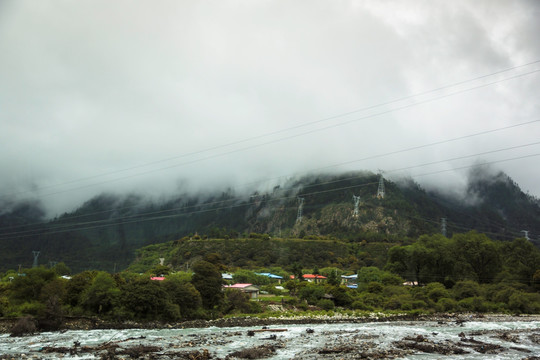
top-left (303, 274), bottom-right (327, 279)
top-left (150, 276), bottom-right (165, 281)
top-left (289, 274), bottom-right (327, 279)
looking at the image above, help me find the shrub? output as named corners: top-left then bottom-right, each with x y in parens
top-left (10, 316), bottom-right (37, 337)
top-left (457, 297), bottom-right (487, 312)
top-left (384, 295), bottom-right (411, 310)
top-left (411, 300), bottom-right (427, 310)
top-left (359, 293), bottom-right (383, 308)
top-left (17, 301), bottom-right (46, 317)
top-left (367, 282), bottom-right (383, 294)
top-left (508, 292), bottom-right (540, 314)
top-left (452, 280), bottom-right (481, 300)
top-left (425, 282), bottom-right (449, 302)
top-left (436, 298), bottom-right (457, 313)
top-left (298, 284), bottom-right (325, 305)
top-left (351, 300), bottom-right (373, 311)
top-left (317, 299), bottom-right (335, 311)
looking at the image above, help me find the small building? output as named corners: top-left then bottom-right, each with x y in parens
top-left (341, 274), bottom-right (357, 286)
top-left (301, 274), bottom-right (327, 283)
top-left (222, 273), bottom-right (234, 282)
top-left (255, 272), bottom-right (284, 283)
top-left (223, 283), bottom-right (260, 299)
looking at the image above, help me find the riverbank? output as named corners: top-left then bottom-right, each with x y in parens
top-left (2, 312), bottom-right (540, 334)
top-left (1, 315), bottom-right (540, 359)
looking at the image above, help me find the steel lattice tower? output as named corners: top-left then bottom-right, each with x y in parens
top-left (353, 195), bottom-right (361, 217)
top-left (32, 251), bottom-right (40, 268)
top-left (376, 173), bottom-right (385, 199)
top-left (441, 218), bottom-right (447, 237)
top-left (296, 197), bottom-right (305, 223)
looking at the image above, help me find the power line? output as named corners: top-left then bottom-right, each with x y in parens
top-left (5, 117), bottom-right (537, 235)
top-left (8, 63), bottom-right (540, 199)
top-left (2, 150), bottom-right (539, 241)
top-left (2, 138), bottom-right (540, 237)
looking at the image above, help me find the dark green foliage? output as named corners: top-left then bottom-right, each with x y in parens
top-left (317, 299), bottom-right (335, 310)
top-left (223, 289), bottom-right (252, 314)
top-left (452, 280), bottom-right (482, 301)
top-left (327, 285), bottom-right (353, 307)
top-left (3, 168), bottom-right (538, 274)
top-left (425, 282), bottom-right (449, 303)
top-left (191, 261), bottom-right (223, 310)
top-left (10, 316), bottom-right (37, 337)
top-left (298, 283), bottom-right (325, 304)
top-left (52, 262), bottom-right (71, 276)
top-left (64, 270), bottom-right (96, 307)
top-left (120, 277), bottom-right (179, 321)
top-left (232, 270), bottom-right (270, 285)
top-left (81, 271), bottom-right (120, 315)
top-left (9, 268), bottom-right (57, 303)
top-left (508, 291), bottom-right (540, 314)
top-left (162, 276), bottom-right (201, 319)
top-left (453, 232), bottom-right (501, 283)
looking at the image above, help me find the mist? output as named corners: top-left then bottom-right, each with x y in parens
top-left (1, 0), bottom-right (540, 217)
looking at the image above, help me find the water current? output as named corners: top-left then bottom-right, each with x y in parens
top-left (1, 319), bottom-right (539, 359)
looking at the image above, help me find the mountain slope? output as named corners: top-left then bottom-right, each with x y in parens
top-left (1, 169), bottom-right (539, 272)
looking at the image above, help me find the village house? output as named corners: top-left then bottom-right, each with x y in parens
top-left (255, 272), bottom-right (284, 283)
top-left (223, 283), bottom-right (260, 299)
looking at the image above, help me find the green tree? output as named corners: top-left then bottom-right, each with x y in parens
top-left (452, 280), bottom-right (481, 301)
top-left (64, 270), bottom-right (96, 308)
top-left (191, 260), bottom-right (223, 310)
top-left (223, 289), bottom-right (251, 314)
top-left (453, 232), bottom-right (501, 283)
top-left (121, 277), bottom-right (179, 321)
top-left (298, 283), bottom-right (325, 304)
top-left (9, 267), bottom-right (56, 303)
top-left (501, 238), bottom-right (540, 286)
top-left (163, 276), bottom-right (202, 319)
top-left (52, 262), bottom-right (71, 276)
top-left (81, 272), bottom-right (119, 314)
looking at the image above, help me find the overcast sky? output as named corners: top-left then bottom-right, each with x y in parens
top-left (1, 0), bottom-right (539, 216)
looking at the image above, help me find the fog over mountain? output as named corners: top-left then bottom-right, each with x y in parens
top-left (1, 1), bottom-right (539, 217)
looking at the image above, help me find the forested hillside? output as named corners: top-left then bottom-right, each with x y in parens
top-left (1, 169), bottom-right (539, 272)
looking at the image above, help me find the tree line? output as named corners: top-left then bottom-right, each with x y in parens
top-left (1, 231), bottom-right (540, 331)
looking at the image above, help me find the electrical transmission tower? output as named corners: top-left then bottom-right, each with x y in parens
top-left (376, 172), bottom-right (385, 199)
top-left (521, 230), bottom-right (530, 241)
top-left (296, 197), bottom-right (305, 223)
top-left (352, 195), bottom-right (361, 217)
top-left (441, 218), bottom-right (447, 237)
top-left (32, 251), bottom-right (40, 268)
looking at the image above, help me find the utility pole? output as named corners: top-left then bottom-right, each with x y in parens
top-left (441, 218), bottom-right (447, 237)
top-left (296, 197), bottom-right (305, 224)
top-left (352, 195), bottom-right (361, 217)
top-left (32, 251), bottom-right (40, 268)
top-left (376, 172), bottom-right (385, 199)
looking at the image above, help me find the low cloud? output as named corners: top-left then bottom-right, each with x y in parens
top-left (1, 0), bottom-right (539, 217)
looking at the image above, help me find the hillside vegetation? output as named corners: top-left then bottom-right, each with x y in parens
top-left (1, 168), bottom-right (539, 272)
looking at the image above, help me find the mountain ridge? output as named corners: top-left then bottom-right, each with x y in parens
top-left (1, 168), bottom-right (539, 272)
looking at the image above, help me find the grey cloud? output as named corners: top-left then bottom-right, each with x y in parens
top-left (0, 0), bottom-right (539, 217)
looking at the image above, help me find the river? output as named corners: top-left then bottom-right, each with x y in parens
top-left (1, 317), bottom-right (539, 359)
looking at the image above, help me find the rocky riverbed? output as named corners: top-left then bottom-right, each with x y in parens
top-left (1, 314), bottom-right (540, 359)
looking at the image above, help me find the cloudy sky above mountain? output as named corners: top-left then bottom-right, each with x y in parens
top-left (1, 0), bottom-right (539, 216)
